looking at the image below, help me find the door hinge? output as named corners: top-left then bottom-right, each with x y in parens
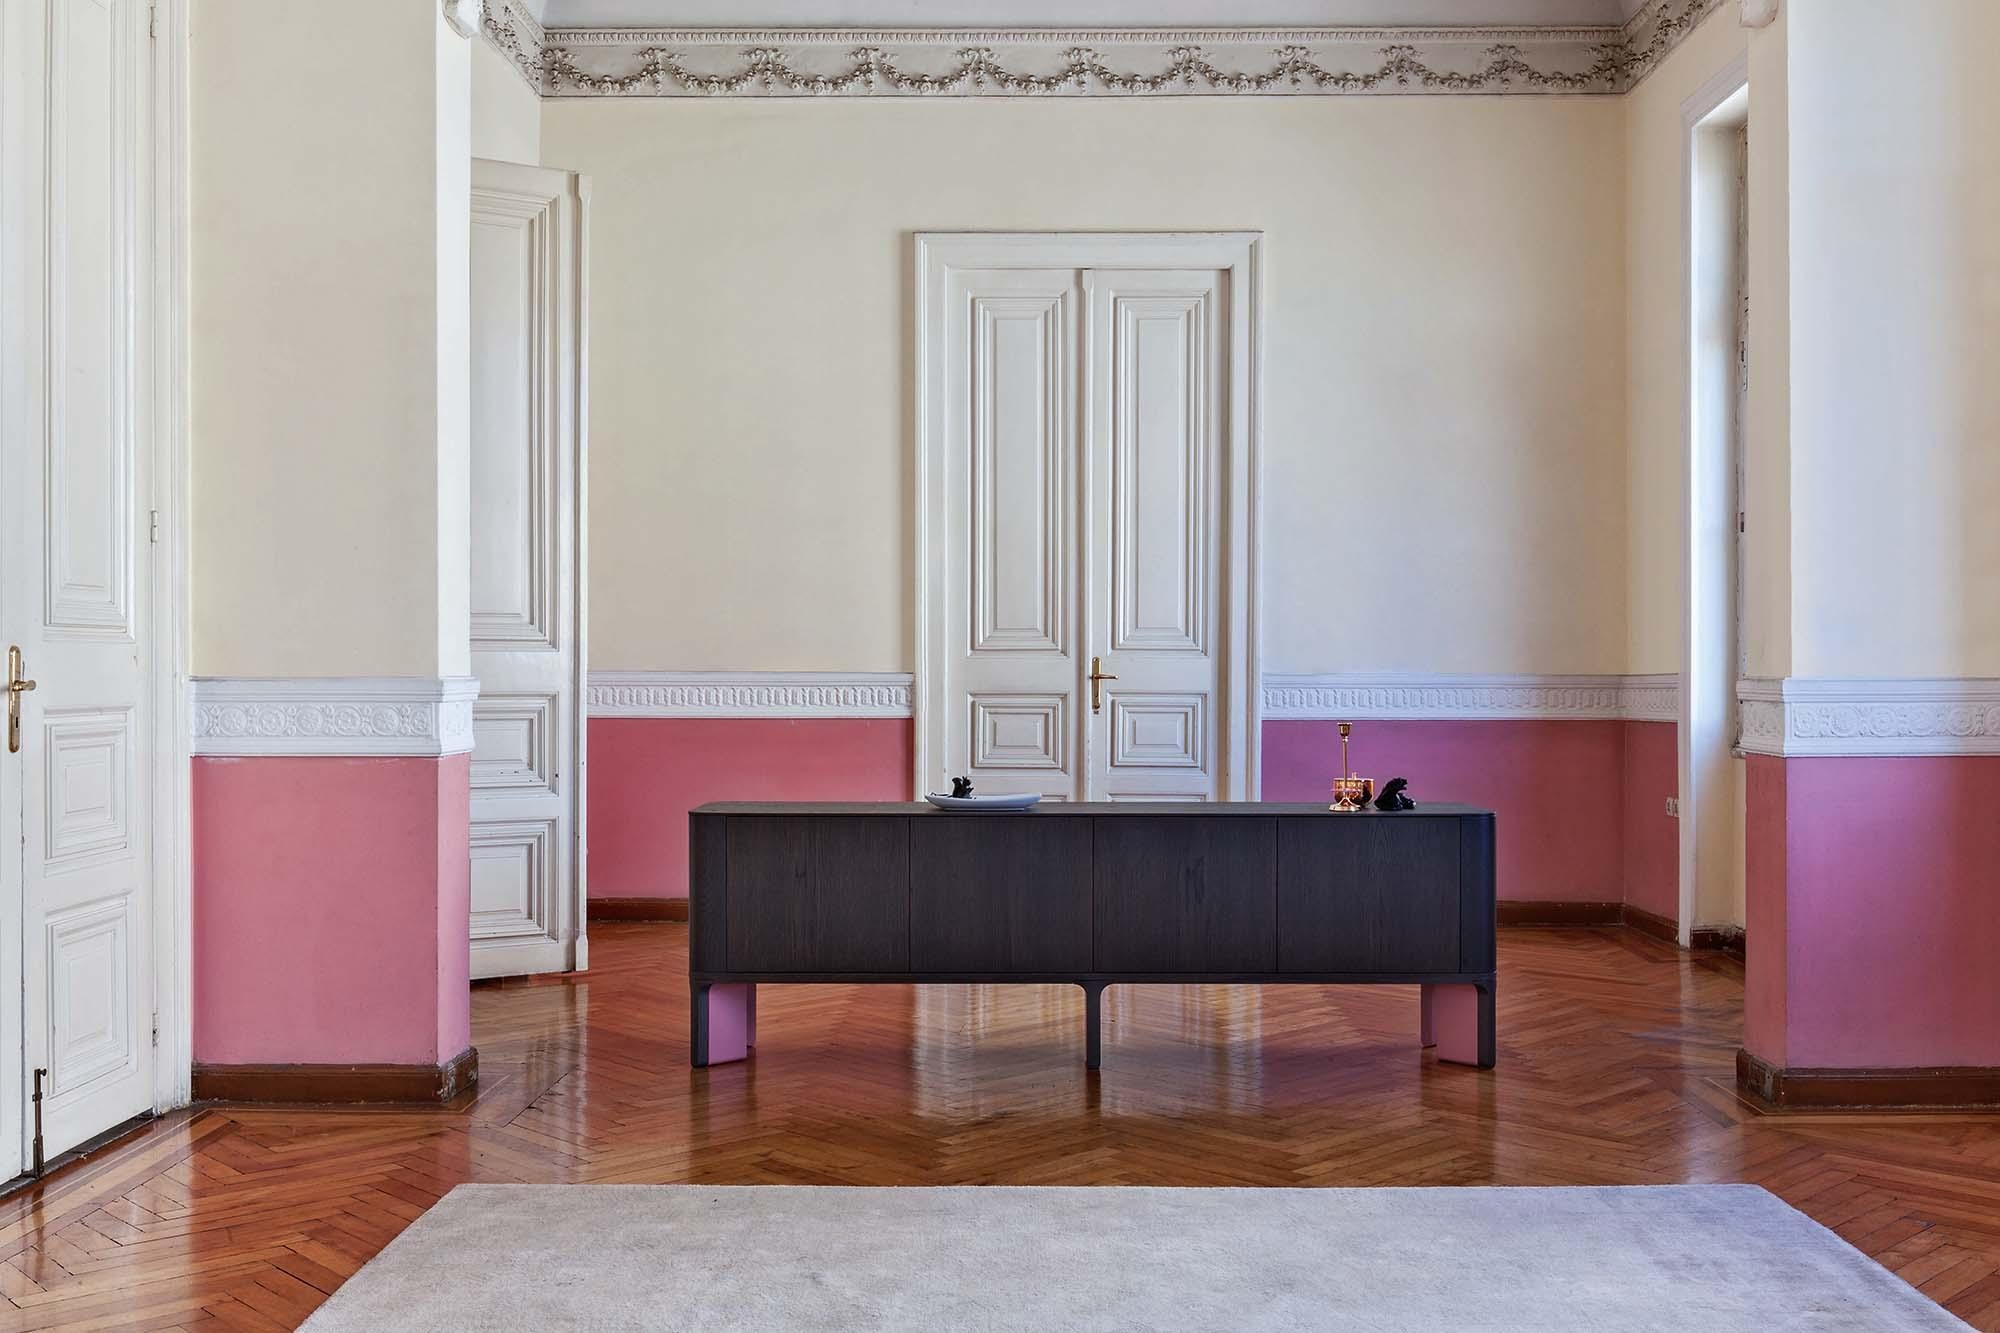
top-left (149, 509), bottom-right (160, 544)
top-left (151, 1012), bottom-right (159, 1047)
top-left (149, 4), bottom-right (158, 39)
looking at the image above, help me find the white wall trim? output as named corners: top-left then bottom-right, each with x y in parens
top-left (580, 671), bottom-right (1683, 723)
top-left (587, 670), bottom-right (914, 718)
top-left (1738, 678), bottom-right (2000, 757)
top-left (1262, 673), bottom-right (1680, 722)
top-left (190, 678), bottom-right (481, 757)
top-left (1618, 673), bottom-right (1682, 722)
top-left (484, 0), bottom-right (1723, 98)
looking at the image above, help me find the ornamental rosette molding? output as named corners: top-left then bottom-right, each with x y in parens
top-left (192, 678), bottom-right (480, 757)
top-left (1737, 677), bottom-right (2000, 757)
top-left (481, 0), bottom-right (1725, 98)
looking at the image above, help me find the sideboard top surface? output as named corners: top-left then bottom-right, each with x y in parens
top-left (692, 801), bottom-right (1494, 818)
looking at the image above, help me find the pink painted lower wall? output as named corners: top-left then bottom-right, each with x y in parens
top-left (1261, 720), bottom-right (1627, 904)
top-left (1746, 755), bottom-right (2000, 1071)
top-left (588, 718), bottom-right (913, 899)
top-left (1619, 721), bottom-right (1679, 921)
top-left (193, 754), bottom-right (472, 1068)
top-left (587, 716), bottom-right (1676, 910)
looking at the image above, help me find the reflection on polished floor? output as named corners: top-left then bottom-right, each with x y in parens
top-left (5, 923), bottom-right (2000, 1330)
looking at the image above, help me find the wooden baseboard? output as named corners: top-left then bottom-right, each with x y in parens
top-left (1498, 902), bottom-right (1744, 955)
top-left (588, 897), bottom-right (689, 923)
top-left (1690, 924), bottom-right (1746, 958)
top-left (193, 1046), bottom-right (477, 1105)
top-left (1621, 904), bottom-right (1679, 944)
top-left (1737, 1047), bottom-right (2000, 1110)
top-left (1496, 901), bottom-right (1624, 927)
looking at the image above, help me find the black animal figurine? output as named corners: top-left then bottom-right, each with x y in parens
top-left (1373, 777), bottom-right (1415, 811)
top-left (950, 776), bottom-right (975, 798)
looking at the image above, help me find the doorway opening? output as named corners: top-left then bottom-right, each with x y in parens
top-left (1683, 68), bottom-right (1750, 942)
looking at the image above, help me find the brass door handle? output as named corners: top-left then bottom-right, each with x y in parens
top-left (8, 645), bottom-right (36, 754)
top-left (1088, 656), bottom-right (1117, 714)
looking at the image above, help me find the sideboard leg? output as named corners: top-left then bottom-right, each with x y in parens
top-left (692, 982), bottom-right (754, 1068)
top-left (1477, 980), bottom-right (1496, 1070)
top-left (1081, 982), bottom-right (1105, 1070)
top-left (1420, 983), bottom-right (1493, 1069)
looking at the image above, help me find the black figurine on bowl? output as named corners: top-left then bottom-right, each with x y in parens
top-left (950, 776), bottom-right (975, 798)
top-left (1374, 777), bottom-right (1416, 811)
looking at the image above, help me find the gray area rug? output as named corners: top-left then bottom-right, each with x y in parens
top-left (300, 1184), bottom-right (1967, 1331)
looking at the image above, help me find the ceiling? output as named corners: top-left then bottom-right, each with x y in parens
top-left (530, 0), bottom-right (1656, 29)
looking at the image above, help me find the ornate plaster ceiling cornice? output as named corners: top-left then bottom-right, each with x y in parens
top-left (482, 0), bottom-right (1725, 98)
top-left (443, 0), bottom-right (485, 40)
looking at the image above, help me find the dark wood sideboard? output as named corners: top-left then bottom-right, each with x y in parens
top-left (688, 802), bottom-right (1496, 1071)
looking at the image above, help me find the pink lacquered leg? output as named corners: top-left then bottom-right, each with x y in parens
top-left (705, 983), bottom-right (754, 1065)
top-left (1420, 984), bottom-right (1483, 1066)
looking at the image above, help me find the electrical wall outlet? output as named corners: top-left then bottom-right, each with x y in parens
top-left (1665, 796), bottom-right (1680, 817)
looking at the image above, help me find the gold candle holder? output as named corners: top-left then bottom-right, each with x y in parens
top-left (1329, 722), bottom-right (1374, 812)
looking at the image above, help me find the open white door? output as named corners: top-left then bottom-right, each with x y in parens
top-left (468, 158), bottom-right (588, 978)
top-left (1, 0), bottom-right (158, 1172)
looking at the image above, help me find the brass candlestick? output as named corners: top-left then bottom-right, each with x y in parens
top-left (1330, 721), bottom-right (1374, 812)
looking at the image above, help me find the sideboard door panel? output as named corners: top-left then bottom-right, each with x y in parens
top-left (727, 817), bottom-right (909, 972)
top-left (910, 818), bottom-right (1091, 973)
top-left (1093, 817), bottom-right (1275, 972)
top-left (1276, 820), bottom-right (1460, 973)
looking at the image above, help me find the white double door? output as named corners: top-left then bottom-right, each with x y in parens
top-left (0, 0), bottom-right (160, 1173)
top-left (468, 159), bottom-right (588, 978)
top-left (934, 261), bottom-right (1238, 802)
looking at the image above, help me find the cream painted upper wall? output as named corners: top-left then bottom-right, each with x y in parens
top-left (191, 0), bottom-right (469, 677)
top-left (545, 96), bottom-right (1628, 673)
top-left (473, 39), bottom-right (540, 165)
top-left (1786, 0), bottom-right (2000, 678)
top-left (1621, 3), bottom-right (1745, 676)
top-left (1742, 12), bottom-right (1789, 681)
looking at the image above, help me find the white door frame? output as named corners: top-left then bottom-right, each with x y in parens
top-left (913, 232), bottom-right (1264, 803)
top-left (149, 0), bottom-right (193, 1116)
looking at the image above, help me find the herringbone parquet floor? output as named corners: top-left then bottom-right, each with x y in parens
top-left (3, 923), bottom-right (1998, 1330)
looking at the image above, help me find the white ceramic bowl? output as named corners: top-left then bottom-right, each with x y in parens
top-left (923, 792), bottom-right (1042, 812)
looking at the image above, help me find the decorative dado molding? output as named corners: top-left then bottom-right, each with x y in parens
top-left (191, 678), bottom-right (480, 757)
top-left (1618, 673), bottom-right (1682, 723)
top-left (1262, 673), bottom-right (1679, 723)
top-left (482, 0), bottom-right (1724, 99)
top-left (588, 671), bottom-right (915, 718)
top-left (1737, 678), bottom-right (2000, 758)
top-left (583, 671), bottom-right (1680, 722)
